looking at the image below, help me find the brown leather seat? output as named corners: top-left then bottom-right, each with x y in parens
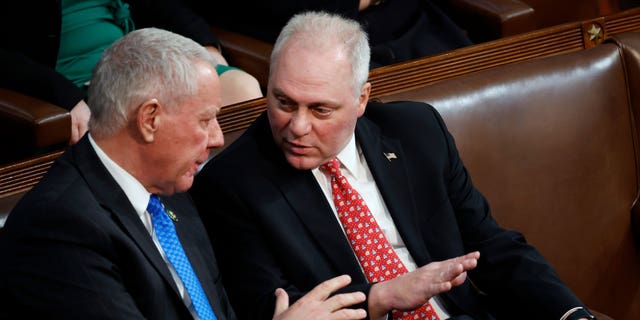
top-left (378, 31), bottom-right (640, 320)
top-left (520, 0), bottom-right (620, 28)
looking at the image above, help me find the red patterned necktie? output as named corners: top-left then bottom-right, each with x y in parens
top-left (320, 158), bottom-right (440, 320)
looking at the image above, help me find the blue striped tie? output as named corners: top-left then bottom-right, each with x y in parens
top-left (147, 194), bottom-right (217, 320)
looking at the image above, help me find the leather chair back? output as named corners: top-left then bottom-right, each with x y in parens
top-left (379, 33), bottom-right (640, 319)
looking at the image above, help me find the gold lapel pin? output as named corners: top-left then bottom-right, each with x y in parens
top-left (166, 208), bottom-right (178, 222)
top-left (383, 152), bottom-right (397, 162)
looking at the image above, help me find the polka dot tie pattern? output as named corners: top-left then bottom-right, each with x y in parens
top-left (319, 158), bottom-right (440, 320)
top-left (147, 194), bottom-right (217, 320)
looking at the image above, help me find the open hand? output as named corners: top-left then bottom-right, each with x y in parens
top-left (273, 275), bottom-right (367, 320)
top-left (369, 251), bottom-right (480, 318)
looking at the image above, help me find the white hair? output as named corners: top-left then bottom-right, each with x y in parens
top-left (270, 11), bottom-right (370, 98)
top-left (88, 27), bottom-right (217, 138)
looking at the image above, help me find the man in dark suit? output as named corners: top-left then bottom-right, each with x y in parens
top-left (190, 11), bottom-right (597, 320)
top-left (0, 27), bottom-right (367, 320)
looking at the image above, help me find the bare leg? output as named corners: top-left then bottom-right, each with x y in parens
top-left (219, 69), bottom-right (263, 106)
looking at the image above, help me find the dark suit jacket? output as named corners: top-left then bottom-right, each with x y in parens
top-left (0, 0), bottom-right (220, 110)
top-left (0, 136), bottom-right (235, 319)
top-left (190, 101), bottom-right (586, 320)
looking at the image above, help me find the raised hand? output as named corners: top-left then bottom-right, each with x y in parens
top-left (368, 251), bottom-right (480, 318)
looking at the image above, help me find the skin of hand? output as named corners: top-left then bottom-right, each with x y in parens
top-left (368, 251), bottom-right (480, 319)
top-left (69, 100), bottom-right (91, 145)
top-left (272, 275), bottom-right (367, 320)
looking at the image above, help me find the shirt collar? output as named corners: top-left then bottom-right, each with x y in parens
top-left (334, 134), bottom-right (364, 180)
top-left (88, 133), bottom-right (151, 217)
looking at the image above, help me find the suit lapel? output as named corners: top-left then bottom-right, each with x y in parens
top-left (355, 118), bottom-right (433, 266)
top-left (255, 117), bottom-right (367, 280)
top-left (72, 137), bottom-right (182, 297)
top-left (275, 154), bottom-right (368, 280)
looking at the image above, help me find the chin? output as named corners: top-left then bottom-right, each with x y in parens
top-left (286, 155), bottom-right (319, 171)
top-left (174, 178), bottom-right (194, 194)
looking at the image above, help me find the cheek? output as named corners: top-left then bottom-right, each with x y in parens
top-left (197, 129), bottom-right (209, 146)
top-left (320, 122), bottom-right (349, 142)
top-left (268, 112), bottom-right (289, 134)
top-left (172, 128), bottom-right (208, 161)
top-left (188, 126), bottom-right (209, 146)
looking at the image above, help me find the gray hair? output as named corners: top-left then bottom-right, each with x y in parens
top-left (88, 27), bottom-right (217, 138)
top-left (270, 11), bottom-right (370, 98)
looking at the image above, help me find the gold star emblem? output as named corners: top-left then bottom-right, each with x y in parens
top-left (587, 24), bottom-right (602, 43)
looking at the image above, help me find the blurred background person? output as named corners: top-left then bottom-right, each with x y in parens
top-left (185, 0), bottom-right (473, 69)
top-left (0, 0), bottom-right (262, 144)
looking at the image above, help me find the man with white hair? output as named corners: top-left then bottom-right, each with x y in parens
top-left (192, 11), bottom-right (596, 320)
top-left (0, 27), bottom-right (366, 320)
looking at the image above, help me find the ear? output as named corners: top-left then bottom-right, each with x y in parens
top-left (356, 82), bottom-right (371, 117)
top-left (137, 99), bottom-right (160, 143)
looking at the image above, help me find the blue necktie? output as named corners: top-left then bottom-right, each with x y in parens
top-left (147, 194), bottom-right (217, 320)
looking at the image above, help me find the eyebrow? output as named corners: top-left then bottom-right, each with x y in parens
top-left (271, 87), bottom-right (339, 108)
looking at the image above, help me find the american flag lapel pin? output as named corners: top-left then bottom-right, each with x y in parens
top-left (383, 152), bottom-right (397, 162)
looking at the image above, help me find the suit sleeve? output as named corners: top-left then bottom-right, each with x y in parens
top-left (0, 49), bottom-right (85, 110)
top-left (0, 200), bottom-right (146, 318)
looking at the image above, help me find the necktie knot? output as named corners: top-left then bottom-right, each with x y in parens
top-left (147, 194), bottom-right (165, 219)
top-left (319, 158), bottom-right (341, 176)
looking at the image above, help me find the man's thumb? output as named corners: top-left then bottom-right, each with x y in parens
top-left (272, 288), bottom-right (290, 319)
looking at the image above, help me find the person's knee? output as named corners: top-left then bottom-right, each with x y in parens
top-left (219, 70), bottom-right (263, 106)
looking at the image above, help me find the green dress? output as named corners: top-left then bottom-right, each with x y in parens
top-left (56, 0), bottom-right (237, 89)
top-left (56, 0), bottom-right (134, 88)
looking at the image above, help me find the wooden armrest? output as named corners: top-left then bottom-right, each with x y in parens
top-left (0, 88), bottom-right (70, 164)
top-left (449, 0), bottom-right (536, 42)
top-left (211, 27), bottom-right (273, 90)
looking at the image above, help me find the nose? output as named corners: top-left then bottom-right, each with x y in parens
top-left (289, 110), bottom-right (312, 137)
top-left (207, 119), bottom-right (225, 148)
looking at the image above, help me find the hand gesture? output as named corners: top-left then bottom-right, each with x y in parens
top-left (273, 275), bottom-right (367, 320)
top-left (369, 251), bottom-right (480, 318)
